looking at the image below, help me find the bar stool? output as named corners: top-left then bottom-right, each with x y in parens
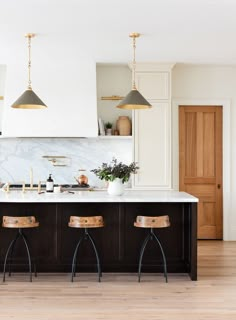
top-left (134, 215), bottom-right (170, 282)
top-left (68, 215), bottom-right (104, 282)
top-left (2, 216), bottom-right (39, 282)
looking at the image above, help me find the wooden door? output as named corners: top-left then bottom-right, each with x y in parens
top-left (179, 106), bottom-right (223, 239)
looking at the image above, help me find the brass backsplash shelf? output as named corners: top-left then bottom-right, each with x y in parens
top-left (42, 155), bottom-right (70, 167)
top-left (42, 156), bottom-right (67, 159)
top-left (101, 95), bottom-right (124, 101)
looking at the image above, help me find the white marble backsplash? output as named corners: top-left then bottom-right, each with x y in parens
top-left (0, 138), bottom-right (132, 188)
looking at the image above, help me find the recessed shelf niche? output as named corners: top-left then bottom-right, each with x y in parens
top-left (96, 63), bottom-right (132, 136)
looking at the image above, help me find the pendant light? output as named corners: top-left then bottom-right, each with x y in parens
top-left (117, 33), bottom-right (151, 110)
top-left (11, 33), bottom-right (47, 109)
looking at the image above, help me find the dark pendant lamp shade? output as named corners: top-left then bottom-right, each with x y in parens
top-left (117, 32), bottom-right (152, 110)
top-left (116, 89), bottom-right (151, 110)
top-left (11, 33), bottom-right (47, 109)
top-left (11, 89), bottom-right (47, 109)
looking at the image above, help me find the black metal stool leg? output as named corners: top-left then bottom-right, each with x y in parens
top-left (22, 231), bottom-right (37, 278)
top-left (8, 232), bottom-right (20, 277)
top-left (71, 234), bottom-right (85, 282)
top-left (20, 229), bottom-right (33, 282)
top-left (34, 262), bottom-right (37, 277)
top-left (3, 237), bottom-right (19, 282)
top-left (151, 229), bottom-right (168, 283)
top-left (138, 232), bottom-right (151, 282)
top-left (86, 230), bottom-right (102, 282)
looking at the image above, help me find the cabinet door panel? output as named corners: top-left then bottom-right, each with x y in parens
top-left (0, 203), bottom-right (57, 266)
top-left (134, 102), bottom-right (171, 189)
top-left (124, 203), bottom-right (185, 270)
top-left (136, 72), bottom-right (169, 100)
top-left (59, 203), bottom-right (121, 269)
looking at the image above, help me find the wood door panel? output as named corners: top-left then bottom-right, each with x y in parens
top-left (179, 105), bottom-right (222, 239)
top-left (185, 112), bottom-right (197, 177)
top-left (198, 226), bottom-right (217, 239)
top-left (203, 112), bottom-right (215, 177)
top-left (203, 202), bottom-right (216, 226)
top-left (184, 177), bottom-right (215, 184)
top-left (186, 184), bottom-right (216, 201)
top-left (198, 202), bottom-right (216, 225)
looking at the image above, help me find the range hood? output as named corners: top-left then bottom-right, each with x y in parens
top-left (2, 49), bottom-right (98, 137)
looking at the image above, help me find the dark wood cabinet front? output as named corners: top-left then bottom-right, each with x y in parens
top-left (0, 201), bottom-right (197, 279)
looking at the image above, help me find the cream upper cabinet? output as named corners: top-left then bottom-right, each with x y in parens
top-left (136, 72), bottom-right (169, 100)
top-left (133, 63), bottom-right (174, 189)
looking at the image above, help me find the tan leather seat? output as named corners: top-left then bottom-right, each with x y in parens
top-left (68, 216), bottom-right (104, 228)
top-left (2, 216), bottom-right (39, 228)
top-left (134, 215), bottom-right (170, 228)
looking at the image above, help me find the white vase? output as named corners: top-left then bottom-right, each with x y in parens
top-left (107, 178), bottom-right (125, 196)
top-left (106, 128), bottom-right (112, 136)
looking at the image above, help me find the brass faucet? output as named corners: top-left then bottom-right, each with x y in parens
top-left (37, 181), bottom-right (46, 193)
top-left (1, 182), bottom-right (25, 193)
top-left (23, 168), bottom-right (40, 192)
top-left (1, 168), bottom-right (43, 193)
top-left (1, 182), bottom-right (11, 193)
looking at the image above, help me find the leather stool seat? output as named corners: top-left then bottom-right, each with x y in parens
top-left (134, 215), bottom-right (170, 228)
top-left (3, 216), bottom-right (39, 228)
top-left (68, 216), bottom-right (104, 228)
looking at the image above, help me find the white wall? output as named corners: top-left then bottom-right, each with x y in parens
top-left (172, 64), bottom-right (236, 240)
top-left (1, 40), bottom-right (98, 137)
top-left (0, 65), bottom-right (6, 133)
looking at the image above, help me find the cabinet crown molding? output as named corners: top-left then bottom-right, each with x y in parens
top-left (128, 62), bottom-right (176, 72)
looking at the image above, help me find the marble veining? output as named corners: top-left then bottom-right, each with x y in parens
top-left (0, 138), bottom-right (132, 188)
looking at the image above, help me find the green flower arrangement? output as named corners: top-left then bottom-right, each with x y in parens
top-left (91, 158), bottom-right (139, 183)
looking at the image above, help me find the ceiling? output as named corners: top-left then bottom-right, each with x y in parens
top-left (1, 0), bottom-right (236, 65)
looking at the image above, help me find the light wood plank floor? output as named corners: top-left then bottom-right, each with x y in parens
top-left (0, 241), bottom-right (236, 320)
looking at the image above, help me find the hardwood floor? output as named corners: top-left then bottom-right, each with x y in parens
top-left (0, 241), bottom-right (236, 320)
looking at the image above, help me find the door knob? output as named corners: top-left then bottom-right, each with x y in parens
top-left (217, 184), bottom-right (221, 189)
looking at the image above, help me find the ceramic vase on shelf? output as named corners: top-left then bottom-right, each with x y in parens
top-left (106, 128), bottom-right (112, 136)
top-left (107, 178), bottom-right (125, 196)
top-left (116, 116), bottom-right (131, 136)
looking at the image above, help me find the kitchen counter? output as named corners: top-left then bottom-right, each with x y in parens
top-left (0, 190), bottom-right (198, 280)
top-left (0, 190), bottom-right (198, 203)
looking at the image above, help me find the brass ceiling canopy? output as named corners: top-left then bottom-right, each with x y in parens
top-left (116, 32), bottom-right (151, 110)
top-left (11, 33), bottom-right (47, 109)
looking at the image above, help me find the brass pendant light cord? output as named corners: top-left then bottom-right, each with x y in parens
top-left (129, 33), bottom-right (140, 90)
top-left (27, 35), bottom-right (32, 90)
top-left (132, 35), bottom-right (136, 90)
top-left (116, 32), bottom-right (151, 110)
top-left (11, 33), bottom-right (47, 109)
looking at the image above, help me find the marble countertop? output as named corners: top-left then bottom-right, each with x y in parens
top-left (0, 190), bottom-right (198, 203)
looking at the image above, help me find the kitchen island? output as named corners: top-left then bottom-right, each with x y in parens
top-left (0, 190), bottom-right (198, 280)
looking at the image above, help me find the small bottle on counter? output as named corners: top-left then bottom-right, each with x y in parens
top-left (46, 174), bottom-right (54, 193)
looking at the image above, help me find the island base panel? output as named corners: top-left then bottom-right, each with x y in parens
top-left (0, 202), bottom-right (197, 280)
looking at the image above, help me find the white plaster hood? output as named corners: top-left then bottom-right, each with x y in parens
top-left (1, 42), bottom-right (98, 137)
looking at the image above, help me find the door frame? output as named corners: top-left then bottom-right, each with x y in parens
top-left (172, 99), bottom-right (231, 240)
